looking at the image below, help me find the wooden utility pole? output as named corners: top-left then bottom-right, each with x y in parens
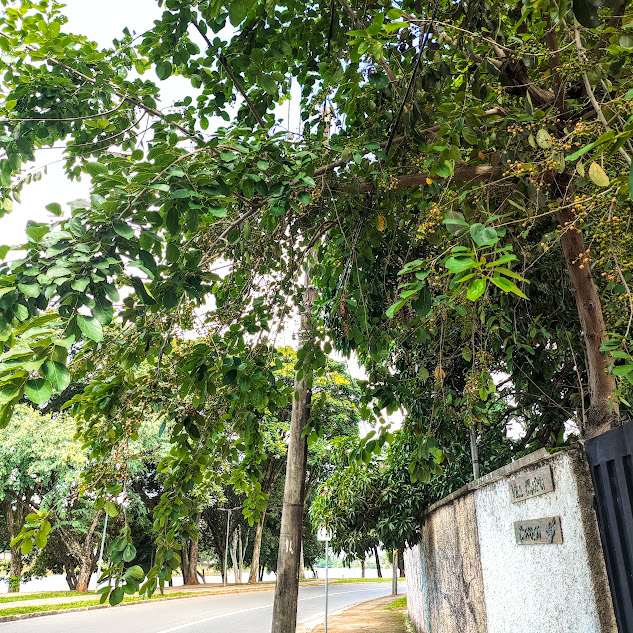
top-left (271, 278), bottom-right (316, 633)
top-left (392, 549), bottom-right (398, 596)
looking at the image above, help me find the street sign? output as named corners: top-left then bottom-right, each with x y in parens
top-left (317, 527), bottom-right (332, 542)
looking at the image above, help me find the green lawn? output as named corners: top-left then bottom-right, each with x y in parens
top-left (0, 592), bottom-right (193, 617)
top-left (0, 591), bottom-right (93, 604)
top-left (331, 577), bottom-right (403, 584)
top-left (385, 596), bottom-right (407, 610)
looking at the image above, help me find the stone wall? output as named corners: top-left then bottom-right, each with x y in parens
top-left (404, 449), bottom-right (616, 633)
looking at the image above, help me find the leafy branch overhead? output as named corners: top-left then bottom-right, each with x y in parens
top-left (0, 0), bottom-right (632, 603)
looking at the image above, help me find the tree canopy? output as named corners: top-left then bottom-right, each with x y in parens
top-left (1, 0), bottom-right (632, 604)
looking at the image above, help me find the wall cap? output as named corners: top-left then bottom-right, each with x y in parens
top-left (426, 448), bottom-right (577, 515)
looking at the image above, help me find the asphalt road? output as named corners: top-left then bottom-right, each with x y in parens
top-left (2, 582), bottom-right (404, 633)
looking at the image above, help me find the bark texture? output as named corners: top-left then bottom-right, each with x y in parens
top-left (248, 511), bottom-right (266, 584)
top-left (374, 547), bottom-right (382, 578)
top-left (271, 286), bottom-right (316, 633)
top-left (5, 500), bottom-right (24, 592)
top-left (556, 205), bottom-right (620, 438)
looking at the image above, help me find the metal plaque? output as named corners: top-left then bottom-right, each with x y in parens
top-left (509, 465), bottom-right (554, 503)
top-left (514, 516), bottom-right (563, 545)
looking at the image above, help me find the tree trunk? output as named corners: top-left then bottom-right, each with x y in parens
top-left (182, 538), bottom-right (200, 585)
top-left (76, 558), bottom-right (93, 593)
top-left (182, 514), bottom-right (202, 586)
top-left (58, 509), bottom-right (103, 593)
top-left (230, 529), bottom-right (241, 583)
top-left (391, 550), bottom-right (398, 596)
top-left (238, 525), bottom-right (247, 582)
top-left (556, 205), bottom-right (620, 437)
top-left (5, 500), bottom-right (24, 593)
top-left (65, 566), bottom-right (78, 590)
top-left (249, 510), bottom-right (267, 584)
top-left (271, 285), bottom-right (316, 633)
top-left (361, 559), bottom-right (365, 578)
top-left (374, 547), bottom-right (382, 578)
top-left (299, 541), bottom-right (306, 580)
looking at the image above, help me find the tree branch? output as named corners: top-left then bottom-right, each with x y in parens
top-left (193, 23), bottom-right (268, 132)
top-left (337, 0), bottom-right (401, 93)
top-left (573, 23), bottom-right (631, 165)
top-left (19, 44), bottom-right (205, 145)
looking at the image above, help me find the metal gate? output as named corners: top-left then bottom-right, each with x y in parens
top-left (586, 422), bottom-right (633, 633)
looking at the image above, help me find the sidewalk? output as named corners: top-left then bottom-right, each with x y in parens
top-left (307, 595), bottom-right (408, 633)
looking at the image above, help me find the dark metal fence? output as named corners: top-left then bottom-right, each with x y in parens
top-left (586, 422), bottom-right (633, 633)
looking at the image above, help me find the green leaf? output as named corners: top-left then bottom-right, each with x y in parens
top-left (229, 0), bottom-right (257, 25)
top-left (42, 360), bottom-right (71, 391)
top-left (490, 276), bottom-right (528, 299)
top-left (84, 162), bottom-right (108, 177)
top-left (18, 282), bottom-right (41, 298)
top-left (445, 256), bottom-right (477, 273)
top-left (155, 61), bottom-right (173, 80)
top-left (24, 378), bottom-right (53, 404)
top-left (469, 223), bottom-right (498, 246)
top-left (45, 202), bottom-right (63, 216)
top-left (298, 192), bottom-right (312, 205)
top-left (461, 127), bottom-right (479, 145)
top-left (588, 162), bottom-right (610, 187)
top-left (105, 501), bottom-right (119, 517)
top-left (0, 384), bottom-right (20, 404)
top-left (467, 278), bottom-right (486, 301)
top-left (573, 0), bottom-right (600, 28)
top-left (566, 130), bottom-right (615, 162)
top-left (92, 295), bottom-right (114, 325)
top-left (71, 278), bottom-right (90, 292)
top-left (25, 223), bottom-right (50, 243)
top-left (109, 586), bottom-right (125, 606)
top-left (34, 530), bottom-right (47, 549)
top-left (21, 539), bottom-right (33, 556)
top-left (123, 543), bottom-right (137, 562)
top-left (612, 364), bottom-right (633, 376)
top-left (385, 298), bottom-right (407, 319)
top-left (536, 129), bottom-right (553, 149)
top-left (77, 314), bottom-right (104, 342)
top-left (209, 206), bottom-right (228, 218)
top-left (628, 163), bottom-right (633, 201)
top-left (412, 286), bottom-right (432, 318)
top-left (166, 243), bottom-right (179, 263)
top-left (113, 222), bottom-right (135, 239)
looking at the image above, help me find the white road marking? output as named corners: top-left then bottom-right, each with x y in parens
top-left (152, 587), bottom-right (384, 633)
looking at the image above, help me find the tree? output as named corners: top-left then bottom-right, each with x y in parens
top-left (1, 0), bottom-right (632, 626)
top-left (0, 405), bottom-right (97, 591)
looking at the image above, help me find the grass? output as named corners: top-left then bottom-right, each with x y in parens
top-left (0, 591), bottom-right (93, 604)
top-left (385, 596), bottom-right (407, 610)
top-left (331, 577), bottom-right (404, 584)
top-left (0, 592), bottom-right (194, 617)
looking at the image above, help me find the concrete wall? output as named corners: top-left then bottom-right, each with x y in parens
top-left (405, 449), bottom-right (617, 633)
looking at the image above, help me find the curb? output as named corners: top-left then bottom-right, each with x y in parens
top-left (0, 583), bottom-right (280, 623)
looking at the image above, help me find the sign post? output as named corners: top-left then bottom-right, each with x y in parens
top-left (317, 526), bottom-right (333, 633)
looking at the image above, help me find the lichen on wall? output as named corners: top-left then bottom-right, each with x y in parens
top-left (404, 493), bottom-right (487, 633)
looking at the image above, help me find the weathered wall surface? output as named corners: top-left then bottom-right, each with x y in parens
top-left (476, 451), bottom-right (615, 633)
top-left (406, 449), bottom-right (616, 633)
top-left (404, 494), bottom-right (486, 633)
